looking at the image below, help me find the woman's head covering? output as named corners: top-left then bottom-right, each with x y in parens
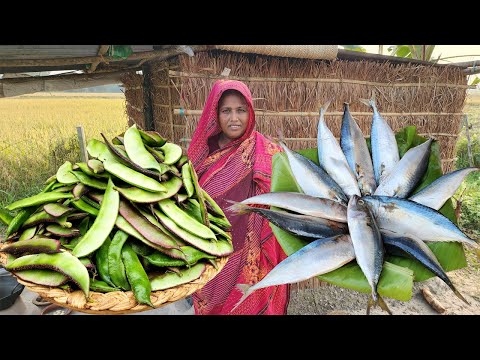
top-left (187, 79), bottom-right (256, 170)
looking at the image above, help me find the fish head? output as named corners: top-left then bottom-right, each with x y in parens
top-left (347, 195), bottom-right (374, 222)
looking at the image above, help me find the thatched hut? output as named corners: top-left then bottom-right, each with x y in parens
top-left (122, 45), bottom-right (469, 175)
top-left (120, 45), bottom-right (469, 291)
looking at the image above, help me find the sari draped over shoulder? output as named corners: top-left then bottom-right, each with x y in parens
top-left (187, 79), bottom-right (290, 315)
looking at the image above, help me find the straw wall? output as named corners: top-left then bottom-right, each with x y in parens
top-left (122, 50), bottom-right (469, 291)
top-left (123, 49), bottom-right (468, 174)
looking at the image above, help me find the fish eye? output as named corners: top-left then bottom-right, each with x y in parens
top-left (358, 199), bottom-right (365, 205)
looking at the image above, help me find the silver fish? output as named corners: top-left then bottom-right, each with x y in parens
top-left (360, 96), bottom-right (399, 184)
top-left (382, 231), bottom-right (469, 304)
top-left (409, 167), bottom-right (479, 210)
top-left (340, 102), bottom-right (376, 196)
top-left (347, 195), bottom-right (391, 314)
top-left (240, 191), bottom-right (347, 223)
top-left (277, 138), bottom-right (348, 204)
top-left (230, 234), bottom-right (355, 312)
top-left (374, 138), bottom-right (433, 198)
top-left (226, 201), bottom-right (348, 238)
top-left (362, 195), bottom-right (478, 248)
top-left (317, 101), bottom-right (361, 198)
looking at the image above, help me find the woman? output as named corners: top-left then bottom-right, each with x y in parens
top-left (187, 79), bottom-right (290, 315)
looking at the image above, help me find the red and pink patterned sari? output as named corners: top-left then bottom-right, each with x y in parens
top-left (187, 79), bottom-right (290, 315)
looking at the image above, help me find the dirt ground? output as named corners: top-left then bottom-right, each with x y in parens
top-left (287, 247), bottom-right (480, 316)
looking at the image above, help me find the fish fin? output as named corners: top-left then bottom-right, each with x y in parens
top-left (377, 294), bottom-right (392, 315)
top-left (230, 284), bottom-right (252, 313)
top-left (225, 200), bottom-right (251, 215)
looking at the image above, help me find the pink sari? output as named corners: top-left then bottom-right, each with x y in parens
top-left (187, 79), bottom-right (290, 315)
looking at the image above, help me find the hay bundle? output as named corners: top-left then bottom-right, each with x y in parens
top-left (121, 49), bottom-right (468, 290)
top-left (121, 71), bottom-right (145, 129)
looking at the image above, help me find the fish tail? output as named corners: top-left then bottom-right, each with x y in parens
top-left (230, 284), bottom-right (252, 313)
top-left (359, 93), bottom-right (377, 110)
top-left (225, 200), bottom-right (252, 215)
top-left (377, 294), bottom-right (392, 315)
top-left (319, 99), bottom-right (332, 117)
top-left (451, 285), bottom-right (470, 305)
top-left (366, 296), bottom-right (374, 315)
top-left (366, 292), bottom-right (392, 315)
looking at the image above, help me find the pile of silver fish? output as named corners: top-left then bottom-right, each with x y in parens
top-left (228, 97), bottom-right (479, 314)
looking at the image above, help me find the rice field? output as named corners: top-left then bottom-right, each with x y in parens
top-left (0, 95), bottom-right (128, 208)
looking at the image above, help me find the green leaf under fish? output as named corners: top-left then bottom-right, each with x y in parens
top-left (271, 126), bottom-right (467, 301)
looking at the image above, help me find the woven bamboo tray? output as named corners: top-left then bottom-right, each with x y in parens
top-left (0, 248), bottom-right (228, 315)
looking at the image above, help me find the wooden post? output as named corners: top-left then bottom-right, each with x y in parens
top-left (141, 63), bottom-right (155, 131)
top-left (464, 114), bottom-right (474, 167)
top-left (76, 126), bottom-right (88, 162)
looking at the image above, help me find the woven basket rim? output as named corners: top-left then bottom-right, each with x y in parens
top-left (0, 245), bottom-right (228, 315)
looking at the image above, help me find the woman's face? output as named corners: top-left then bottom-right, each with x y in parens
top-left (218, 91), bottom-right (249, 142)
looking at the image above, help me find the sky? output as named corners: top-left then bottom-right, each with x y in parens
top-left (361, 45), bottom-right (480, 64)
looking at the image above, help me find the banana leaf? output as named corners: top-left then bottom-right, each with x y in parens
top-left (271, 125), bottom-right (467, 299)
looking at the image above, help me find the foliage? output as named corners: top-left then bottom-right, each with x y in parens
top-left (339, 45), bottom-right (366, 53)
top-left (455, 135), bottom-right (480, 168)
top-left (387, 45), bottom-right (438, 62)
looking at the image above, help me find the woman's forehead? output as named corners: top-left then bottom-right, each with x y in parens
top-left (219, 91), bottom-right (248, 106)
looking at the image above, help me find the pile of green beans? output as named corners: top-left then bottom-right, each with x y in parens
top-left (0, 125), bottom-right (234, 308)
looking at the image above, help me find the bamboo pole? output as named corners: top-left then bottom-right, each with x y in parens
top-left (87, 45), bottom-right (110, 73)
top-left (173, 109), bottom-right (464, 117)
top-left (464, 114), bottom-right (474, 167)
top-left (168, 70), bottom-right (469, 89)
top-left (76, 126), bottom-right (88, 162)
top-left (0, 45), bottom-right (212, 68)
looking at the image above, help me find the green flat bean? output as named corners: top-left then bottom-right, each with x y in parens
top-left (0, 208), bottom-right (13, 226)
top-left (138, 129), bottom-right (166, 147)
top-left (124, 124), bottom-right (163, 172)
top-left (95, 235), bottom-right (116, 287)
top-left (160, 142), bottom-right (183, 165)
top-left (6, 192), bottom-right (74, 211)
top-left (89, 278), bottom-right (121, 293)
top-left (56, 161), bottom-right (79, 184)
top-left (6, 206), bottom-right (37, 237)
top-left (122, 242), bottom-right (153, 307)
top-left (6, 251), bottom-right (90, 297)
top-left (70, 170), bottom-right (108, 190)
top-left (150, 263), bottom-right (206, 291)
top-left (152, 208), bottom-right (233, 256)
top-left (72, 178), bottom-right (119, 258)
top-left (107, 229), bottom-right (131, 290)
top-left (181, 163), bottom-right (194, 197)
top-left (157, 198), bottom-right (216, 240)
top-left (18, 226), bottom-right (37, 241)
top-left (114, 176), bottom-right (183, 203)
top-left (188, 160), bottom-right (209, 226)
